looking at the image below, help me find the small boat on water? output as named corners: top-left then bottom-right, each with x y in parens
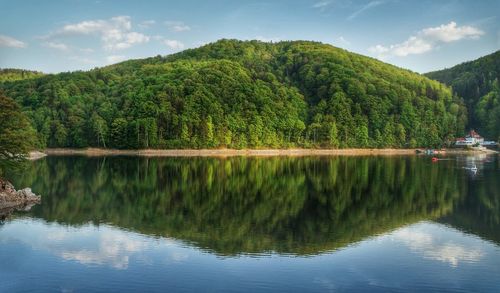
top-left (463, 165), bottom-right (478, 173)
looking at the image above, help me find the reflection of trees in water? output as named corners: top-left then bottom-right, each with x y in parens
top-left (439, 156), bottom-right (500, 244)
top-left (12, 156), bottom-right (466, 255)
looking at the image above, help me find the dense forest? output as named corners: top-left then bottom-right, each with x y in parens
top-left (426, 50), bottom-right (500, 141)
top-left (0, 39), bottom-right (467, 149)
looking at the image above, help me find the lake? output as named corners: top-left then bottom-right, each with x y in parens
top-left (1, 155), bottom-right (500, 292)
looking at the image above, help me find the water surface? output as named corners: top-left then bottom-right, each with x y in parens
top-left (1, 155), bottom-right (499, 292)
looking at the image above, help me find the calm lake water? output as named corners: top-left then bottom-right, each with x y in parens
top-left (1, 155), bottom-right (500, 292)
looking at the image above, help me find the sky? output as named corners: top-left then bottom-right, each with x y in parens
top-left (0, 0), bottom-right (499, 73)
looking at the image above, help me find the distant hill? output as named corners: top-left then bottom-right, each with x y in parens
top-left (426, 51), bottom-right (500, 140)
top-left (0, 68), bottom-right (44, 83)
top-left (0, 39), bottom-right (466, 149)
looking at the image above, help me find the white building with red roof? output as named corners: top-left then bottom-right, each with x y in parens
top-left (455, 130), bottom-right (485, 146)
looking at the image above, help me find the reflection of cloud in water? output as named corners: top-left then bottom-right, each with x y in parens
top-left (1, 219), bottom-right (188, 270)
top-left (392, 226), bottom-right (484, 267)
top-left (60, 233), bottom-right (148, 269)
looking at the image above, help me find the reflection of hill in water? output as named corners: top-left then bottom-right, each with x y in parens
top-left (10, 156), bottom-right (470, 256)
top-left (438, 158), bottom-right (500, 245)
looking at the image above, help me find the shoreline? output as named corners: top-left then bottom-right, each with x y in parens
top-left (30, 147), bottom-right (498, 158)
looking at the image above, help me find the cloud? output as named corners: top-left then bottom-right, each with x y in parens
top-left (138, 20), bottom-right (156, 29)
top-left (422, 21), bottom-right (484, 42)
top-left (348, 1), bottom-right (385, 20)
top-left (43, 41), bottom-right (69, 51)
top-left (163, 39), bottom-right (185, 50)
top-left (165, 21), bottom-right (191, 32)
top-left (0, 34), bottom-right (26, 48)
top-left (336, 36), bottom-right (351, 46)
top-left (369, 21), bottom-right (484, 59)
top-left (393, 228), bottom-right (484, 267)
top-left (46, 16), bottom-right (149, 51)
top-left (313, 0), bottom-right (333, 10)
top-left (106, 55), bottom-right (126, 64)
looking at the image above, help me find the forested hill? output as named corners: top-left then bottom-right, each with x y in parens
top-left (426, 50), bottom-right (500, 141)
top-left (0, 68), bottom-right (44, 83)
top-left (0, 39), bottom-right (466, 149)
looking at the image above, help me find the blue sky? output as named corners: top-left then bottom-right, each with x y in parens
top-left (0, 0), bottom-right (498, 73)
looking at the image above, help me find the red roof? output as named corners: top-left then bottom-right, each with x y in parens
top-left (467, 130), bottom-right (483, 139)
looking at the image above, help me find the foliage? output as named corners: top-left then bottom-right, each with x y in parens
top-left (0, 40), bottom-right (467, 149)
top-left (426, 50), bottom-right (500, 140)
top-left (0, 92), bottom-right (36, 174)
top-left (0, 68), bottom-right (44, 83)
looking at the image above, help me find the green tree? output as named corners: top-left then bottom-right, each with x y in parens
top-left (110, 118), bottom-right (128, 149)
top-left (0, 92), bottom-right (35, 174)
top-left (324, 121), bottom-right (339, 148)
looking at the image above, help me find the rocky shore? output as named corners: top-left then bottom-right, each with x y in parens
top-left (0, 178), bottom-right (40, 218)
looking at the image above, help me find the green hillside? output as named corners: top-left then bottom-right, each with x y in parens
top-left (426, 50), bottom-right (500, 140)
top-left (0, 68), bottom-right (44, 83)
top-left (0, 39), bottom-right (466, 149)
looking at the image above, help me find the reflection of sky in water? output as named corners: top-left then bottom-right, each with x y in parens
top-left (1, 219), bottom-right (500, 292)
top-left (390, 223), bottom-right (485, 267)
top-left (0, 219), bottom-right (188, 270)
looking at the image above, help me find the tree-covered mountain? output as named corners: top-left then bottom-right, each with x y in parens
top-left (0, 40), bottom-right (466, 149)
top-left (0, 68), bottom-right (44, 83)
top-left (426, 50), bottom-right (500, 141)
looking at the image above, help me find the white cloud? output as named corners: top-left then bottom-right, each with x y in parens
top-left (138, 20), bottom-right (156, 29)
top-left (163, 39), bottom-right (185, 50)
top-left (313, 0), bottom-right (333, 10)
top-left (369, 21), bottom-right (484, 59)
top-left (43, 41), bottom-right (69, 51)
top-left (165, 21), bottom-right (191, 32)
top-left (107, 31), bottom-right (149, 50)
top-left (422, 21), bottom-right (484, 42)
top-left (106, 55), bottom-right (126, 64)
top-left (336, 36), bottom-right (351, 46)
top-left (348, 0), bottom-right (385, 20)
top-left (0, 34), bottom-right (26, 48)
top-left (47, 16), bottom-right (149, 51)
